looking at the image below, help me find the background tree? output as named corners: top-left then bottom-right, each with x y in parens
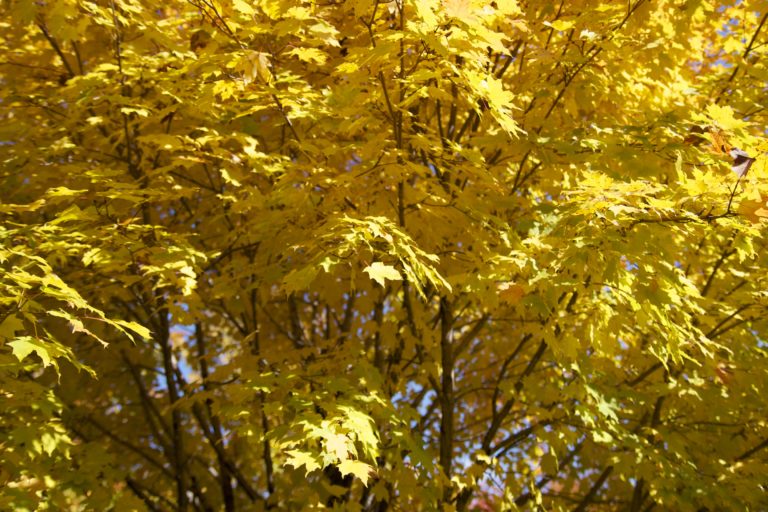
top-left (2, 0), bottom-right (768, 510)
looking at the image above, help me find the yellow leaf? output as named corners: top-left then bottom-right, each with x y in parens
top-left (338, 459), bottom-right (376, 486)
top-left (255, 53), bottom-right (272, 84)
top-left (493, 0), bottom-right (522, 16)
top-left (220, 168), bottom-right (241, 187)
top-left (546, 19), bottom-right (574, 31)
top-left (325, 433), bottom-right (351, 461)
top-left (363, 262), bottom-right (402, 287)
top-left (442, 0), bottom-right (473, 20)
top-left (232, 0), bottom-right (255, 15)
top-left (119, 107), bottom-right (150, 117)
top-left (287, 47), bottom-right (328, 65)
top-left (738, 195), bottom-right (768, 224)
top-left (414, 0), bottom-right (439, 27)
top-left (0, 315), bottom-right (24, 341)
top-left (113, 319), bottom-right (152, 341)
top-left (592, 430), bottom-right (613, 444)
top-left (498, 282), bottom-right (525, 305)
top-left (722, 37), bottom-right (742, 55)
top-left (285, 450), bottom-right (321, 475)
top-left (238, 51), bottom-right (272, 85)
top-left (283, 266), bottom-right (320, 292)
top-left (706, 104), bottom-right (748, 132)
top-left (335, 62), bottom-right (359, 74)
top-left (8, 336), bottom-right (52, 367)
top-left (338, 405), bottom-right (380, 459)
top-left (541, 453), bottom-right (558, 475)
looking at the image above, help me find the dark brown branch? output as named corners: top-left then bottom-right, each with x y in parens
top-left (195, 324), bottom-right (235, 512)
top-left (572, 466), bottom-right (614, 512)
top-left (708, 315), bottom-right (754, 341)
top-left (156, 303), bottom-right (188, 511)
top-left (438, 298), bottom-right (455, 501)
top-left (492, 421), bottom-right (545, 457)
top-left (629, 477), bottom-right (646, 512)
top-left (184, 384), bottom-right (264, 503)
top-left (515, 441), bottom-right (585, 506)
top-left (36, 21), bottom-right (75, 77)
top-left (453, 314), bottom-right (489, 357)
top-left (626, 362), bottom-right (662, 387)
top-left (73, 418), bottom-right (173, 479)
top-left (735, 437), bottom-right (768, 462)
top-left (288, 294), bottom-right (307, 348)
top-left (126, 478), bottom-right (168, 512)
top-left (705, 304), bottom-right (751, 339)
top-left (122, 352), bottom-right (173, 452)
top-left (490, 334), bottom-right (532, 419)
top-left (701, 248), bottom-right (734, 297)
top-left (716, 11), bottom-right (768, 103)
top-left (482, 340), bottom-right (547, 451)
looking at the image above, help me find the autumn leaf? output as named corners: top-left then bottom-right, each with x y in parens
top-left (442, 0), bottom-right (474, 20)
top-left (738, 197), bottom-right (768, 223)
top-left (2, 0), bottom-right (768, 510)
top-left (498, 282), bottom-right (525, 305)
top-left (285, 450), bottom-right (321, 475)
top-left (324, 433), bottom-right (352, 462)
top-left (238, 51), bottom-right (272, 85)
top-left (545, 19), bottom-right (575, 32)
top-left (363, 262), bottom-right (402, 287)
top-left (0, 315), bottom-right (24, 341)
top-left (8, 336), bottom-right (52, 367)
top-left (338, 459), bottom-right (376, 486)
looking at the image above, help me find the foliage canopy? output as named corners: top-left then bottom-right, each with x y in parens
top-left (2, 0), bottom-right (768, 510)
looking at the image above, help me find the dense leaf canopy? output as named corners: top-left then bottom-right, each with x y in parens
top-left (2, 0), bottom-right (768, 510)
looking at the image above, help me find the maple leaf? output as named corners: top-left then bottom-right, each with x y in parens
top-left (442, 0), bottom-right (475, 20)
top-left (363, 262), bottom-right (402, 287)
top-left (738, 196), bottom-right (768, 223)
top-left (498, 282), bottom-right (525, 305)
top-left (2, 0), bottom-right (768, 510)
top-left (705, 104), bottom-right (749, 132)
top-left (324, 433), bottom-right (352, 462)
top-left (8, 337), bottom-right (52, 367)
top-left (338, 459), bottom-right (376, 486)
top-left (237, 51), bottom-right (272, 85)
top-left (0, 315), bottom-right (24, 341)
top-left (285, 450), bottom-right (321, 475)
top-left (545, 19), bottom-right (575, 31)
